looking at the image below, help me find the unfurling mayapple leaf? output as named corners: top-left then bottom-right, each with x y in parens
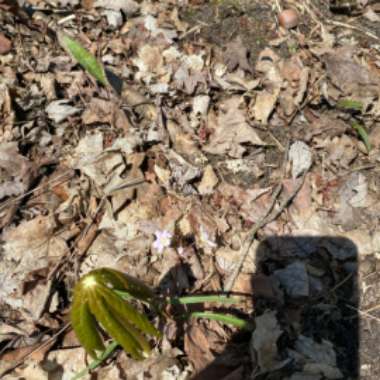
top-left (57, 31), bottom-right (108, 86)
top-left (70, 268), bottom-right (161, 360)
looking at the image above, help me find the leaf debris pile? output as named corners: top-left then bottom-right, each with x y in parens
top-left (0, 0), bottom-right (380, 379)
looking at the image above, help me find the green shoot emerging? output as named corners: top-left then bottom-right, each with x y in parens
top-left (70, 268), bottom-right (251, 379)
top-left (352, 122), bottom-right (371, 153)
top-left (70, 268), bottom-right (161, 361)
top-left (57, 32), bottom-right (108, 86)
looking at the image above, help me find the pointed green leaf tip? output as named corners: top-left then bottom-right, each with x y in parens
top-left (58, 32), bottom-right (107, 86)
top-left (70, 268), bottom-right (161, 360)
top-left (352, 122), bottom-right (371, 153)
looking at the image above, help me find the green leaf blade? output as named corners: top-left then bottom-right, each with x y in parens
top-left (337, 99), bottom-right (363, 112)
top-left (352, 122), bottom-right (371, 153)
top-left (171, 294), bottom-right (244, 305)
top-left (88, 290), bottom-right (144, 360)
top-left (58, 32), bottom-right (107, 86)
top-left (99, 268), bottom-right (157, 304)
top-left (70, 284), bottom-right (105, 359)
top-left (97, 285), bottom-right (161, 339)
top-left (190, 311), bottom-right (253, 331)
top-left (109, 307), bottom-right (152, 355)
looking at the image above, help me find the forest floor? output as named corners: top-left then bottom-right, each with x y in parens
top-left (1, 0), bottom-right (380, 379)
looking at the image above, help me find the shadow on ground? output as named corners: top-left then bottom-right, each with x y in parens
top-left (181, 236), bottom-right (359, 380)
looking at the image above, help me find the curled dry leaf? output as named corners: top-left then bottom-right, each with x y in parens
top-left (45, 100), bottom-right (81, 123)
top-left (252, 88), bottom-right (281, 124)
top-left (251, 49), bottom-right (283, 124)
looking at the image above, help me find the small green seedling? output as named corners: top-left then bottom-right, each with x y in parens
top-left (57, 31), bottom-right (108, 86)
top-left (70, 268), bottom-right (251, 380)
top-left (336, 98), bottom-right (363, 113)
top-left (70, 268), bottom-right (161, 361)
top-left (352, 122), bottom-right (371, 153)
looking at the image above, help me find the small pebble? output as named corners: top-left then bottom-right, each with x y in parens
top-left (0, 32), bottom-right (11, 55)
top-left (278, 9), bottom-right (299, 29)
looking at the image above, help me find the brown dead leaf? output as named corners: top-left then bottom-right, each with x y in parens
top-left (0, 84), bottom-right (15, 141)
top-left (322, 47), bottom-right (380, 97)
top-left (0, 32), bottom-right (11, 55)
top-left (252, 88), bottom-right (281, 124)
top-left (279, 56), bottom-right (309, 115)
top-left (251, 49), bottom-right (283, 124)
top-left (0, 142), bottom-right (34, 199)
top-left (132, 44), bottom-right (165, 80)
top-left (231, 273), bottom-right (253, 294)
top-left (184, 323), bottom-right (216, 373)
top-left (81, 0), bottom-right (94, 10)
top-left (251, 311), bottom-right (284, 372)
top-left (224, 36), bottom-right (252, 73)
top-left (1, 215), bottom-right (60, 311)
top-left (233, 273), bottom-right (283, 302)
top-left (204, 97), bottom-right (266, 157)
top-left (117, 348), bottom-right (186, 380)
top-left (81, 98), bottom-right (113, 125)
top-left (215, 240), bottom-right (258, 275)
top-left (197, 165), bottom-right (219, 195)
top-left (166, 119), bottom-right (206, 165)
top-left (216, 183), bottom-right (272, 224)
top-left (42, 347), bottom-right (87, 379)
top-left (186, 203), bottom-right (218, 253)
top-left (325, 134), bottom-right (357, 169)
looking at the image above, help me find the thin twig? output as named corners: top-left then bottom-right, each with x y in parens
top-left (346, 304), bottom-right (380, 323)
top-left (326, 19), bottom-right (380, 42)
top-left (0, 323), bottom-right (70, 379)
top-left (303, 0), bottom-right (380, 42)
top-left (363, 303), bottom-right (380, 313)
top-left (0, 169), bottom-right (74, 212)
top-left (224, 184), bottom-right (282, 292)
top-left (329, 272), bottom-right (353, 294)
top-left (179, 24), bottom-right (204, 40)
top-left (224, 173), bottom-right (307, 292)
